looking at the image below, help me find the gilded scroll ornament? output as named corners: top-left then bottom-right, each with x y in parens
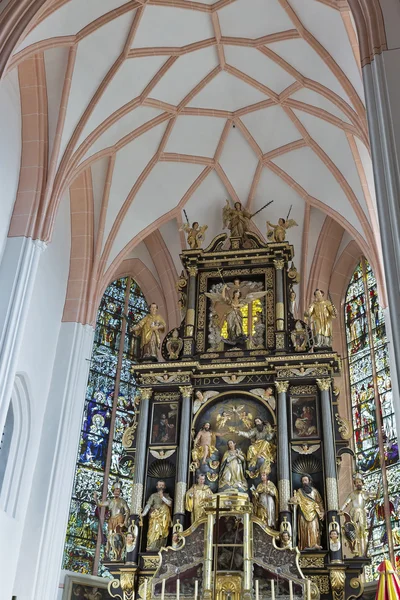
top-left (275, 380), bottom-right (289, 394)
top-left (316, 378), bottom-right (332, 391)
top-left (330, 569), bottom-right (346, 600)
top-left (310, 575), bottom-right (329, 595)
top-left (335, 413), bottom-right (352, 440)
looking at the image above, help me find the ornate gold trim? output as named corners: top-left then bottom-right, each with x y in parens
top-left (316, 378), bottom-right (332, 391)
top-left (335, 413), bottom-right (352, 440)
top-left (139, 388), bottom-right (153, 400)
top-left (276, 380), bottom-right (289, 394)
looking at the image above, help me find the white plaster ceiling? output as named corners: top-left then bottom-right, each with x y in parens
top-left (12, 0), bottom-right (378, 283)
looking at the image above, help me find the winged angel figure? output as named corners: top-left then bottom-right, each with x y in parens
top-left (205, 284), bottom-right (267, 345)
top-left (267, 218), bottom-right (297, 242)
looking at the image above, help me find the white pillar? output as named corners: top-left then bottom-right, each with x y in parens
top-left (13, 322), bottom-right (94, 600)
top-left (0, 236), bottom-right (46, 439)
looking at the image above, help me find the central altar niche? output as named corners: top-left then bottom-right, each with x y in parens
top-left (205, 278), bottom-right (269, 351)
top-left (191, 393), bottom-right (276, 494)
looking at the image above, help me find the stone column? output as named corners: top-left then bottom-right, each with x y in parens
top-left (183, 266), bottom-right (197, 356)
top-left (130, 387), bottom-right (152, 563)
top-left (317, 378), bottom-right (342, 563)
top-left (276, 380), bottom-right (291, 527)
top-left (274, 259), bottom-right (286, 351)
top-left (174, 385), bottom-right (193, 525)
top-left (0, 237), bottom-right (46, 439)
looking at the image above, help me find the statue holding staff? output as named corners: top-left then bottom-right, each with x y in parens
top-left (290, 474), bottom-right (325, 550)
top-left (141, 480), bottom-right (172, 551)
top-left (339, 472), bottom-right (377, 556)
top-left (305, 289), bottom-right (337, 348)
top-left (130, 302), bottom-right (166, 361)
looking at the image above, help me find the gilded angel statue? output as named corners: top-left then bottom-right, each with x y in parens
top-left (205, 284), bottom-right (267, 345)
top-left (180, 221), bottom-right (208, 249)
top-left (267, 217), bottom-right (297, 242)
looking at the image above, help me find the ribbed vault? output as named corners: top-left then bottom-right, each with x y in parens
top-left (3, 0), bottom-right (387, 322)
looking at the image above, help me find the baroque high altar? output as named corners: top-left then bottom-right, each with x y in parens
top-left (102, 204), bottom-right (366, 600)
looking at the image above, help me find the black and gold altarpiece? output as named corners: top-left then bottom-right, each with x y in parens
top-left (104, 231), bottom-right (366, 600)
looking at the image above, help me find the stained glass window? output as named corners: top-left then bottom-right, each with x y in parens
top-left (345, 259), bottom-right (400, 580)
top-left (63, 277), bottom-right (147, 576)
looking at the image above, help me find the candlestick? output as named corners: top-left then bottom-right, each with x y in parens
top-left (177, 578), bottom-right (180, 600)
top-left (271, 580), bottom-right (275, 600)
top-left (194, 580), bottom-right (198, 600)
top-left (161, 579), bottom-right (165, 600)
top-left (143, 579), bottom-right (148, 599)
top-left (255, 579), bottom-right (259, 600)
top-left (289, 580), bottom-right (294, 600)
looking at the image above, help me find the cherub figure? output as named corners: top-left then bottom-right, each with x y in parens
top-left (216, 410), bottom-right (232, 430)
top-left (267, 217), bottom-right (298, 242)
top-left (180, 221), bottom-right (208, 249)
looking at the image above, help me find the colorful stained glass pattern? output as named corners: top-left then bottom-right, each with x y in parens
top-left (345, 259), bottom-right (400, 580)
top-left (63, 277), bottom-right (147, 575)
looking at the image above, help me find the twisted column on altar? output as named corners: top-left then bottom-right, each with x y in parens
top-left (274, 259), bottom-right (286, 351)
top-left (183, 266), bottom-right (197, 356)
top-left (317, 378), bottom-right (343, 564)
top-left (276, 380), bottom-right (292, 528)
top-left (130, 387), bottom-right (152, 564)
top-left (174, 385), bottom-right (193, 525)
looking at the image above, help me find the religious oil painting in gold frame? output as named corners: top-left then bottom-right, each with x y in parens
top-left (150, 401), bottom-right (179, 444)
top-left (290, 396), bottom-right (319, 440)
top-left (62, 574), bottom-right (112, 600)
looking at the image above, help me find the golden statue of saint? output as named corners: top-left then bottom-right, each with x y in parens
top-left (131, 302), bottom-right (166, 360)
top-left (218, 440), bottom-right (248, 493)
top-left (185, 474), bottom-right (213, 523)
top-left (252, 471), bottom-right (278, 528)
top-left (290, 474), bottom-right (325, 551)
top-left (305, 289), bottom-right (337, 348)
top-left (223, 199), bottom-right (252, 243)
top-left (339, 472), bottom-right (376, 556)
top-left (141, 480), bottom-right (172, 551)
top-left (180, 221), bottom-right (208, 249)
top-left (94, 480), bottom-right (130, 561)
top-left (235, 417), bottom-right (276, 473)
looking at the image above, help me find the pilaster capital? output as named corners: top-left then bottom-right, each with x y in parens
top-left (187, 266), bottom-right (198, 277)
top-left (179, 385), bottom-right (193, 398)
top-left (275, 380), bottom-right (289, 394)
top-left (33, 239), bottom-right (48, 253)
top-left (316, 378), bottom-right (332, 392)
top-left (273, 258), bottom-right (285, 270)
top-left (139, 387), bottom-right (153, 400)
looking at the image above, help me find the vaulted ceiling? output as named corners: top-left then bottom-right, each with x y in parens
top-left (7, 0), bottom-right (384, 322)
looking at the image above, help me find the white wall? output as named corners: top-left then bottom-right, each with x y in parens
top-left (0, 69), bottom-right (21, 263)
top-left (0, 191), bottom-right (71, 600)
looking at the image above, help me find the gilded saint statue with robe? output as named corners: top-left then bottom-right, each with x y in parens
top-left (339, 472), bottom-right (376, 556)
top-left (305, 289), bottom-right (337, 348)
top-left (234, 417), bottom-right (276, 475)
top-left (252, 470), bottom-right (278, 528)
top-left (218, 440), bottom-right (248, 493)
top-left (222, 199), bottom-right (252, 245)
top-left (290, 474), bottom-right (325, 550)
top-left (131, 302), bottom-right (166, 361)
top-left (141, 480), bottom-right (172, 551)
top-left (185, 473), bottom-right (213, 523)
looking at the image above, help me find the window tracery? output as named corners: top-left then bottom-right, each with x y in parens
top-left (345, 259), bottom-right (400, 579)
top-left (63, 277), bottom-right (147, 576)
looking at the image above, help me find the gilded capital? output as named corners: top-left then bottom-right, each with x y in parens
top-left (273, 259), bottom-right (285, 270)
top-left (187, 266), bottom-right (198, 277)
top-left (140, 387), bottom-right (153, 400)
top-left (179, 385), bottom-right (193, 398)
top-left (317, 378), bottom-right (332, 391)
top-left (275, 380), bottom-right (289, 394)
